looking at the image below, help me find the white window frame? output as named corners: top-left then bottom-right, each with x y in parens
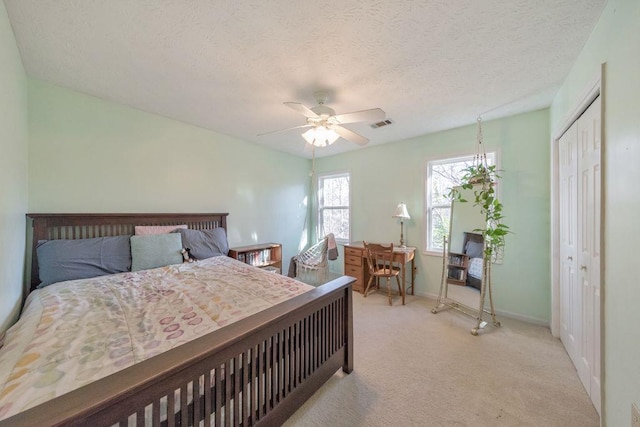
top-left (424, 152), bottom-right (498, 255)
top-left (317, 171), bottom-right (351, 243)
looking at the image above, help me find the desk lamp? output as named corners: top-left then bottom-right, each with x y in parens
top-left (392, 203), bottom-right (410, 247)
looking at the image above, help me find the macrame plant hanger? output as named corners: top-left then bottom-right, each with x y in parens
top-left (472, 116), bottom-right (490, 182)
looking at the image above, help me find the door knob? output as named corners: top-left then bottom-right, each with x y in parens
top-left (580, 265), bottom-right (587, 271)
top-left (567, 256), bottom-right (573, 261)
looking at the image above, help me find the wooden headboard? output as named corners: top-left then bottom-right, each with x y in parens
top-left (463, 232), bottom-right (484, 251)
top-left (26, 213), bottom-right (229, 293)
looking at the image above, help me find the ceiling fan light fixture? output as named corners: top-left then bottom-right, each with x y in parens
top-left (302, 126), bottom-right (340, 147)
top-left (262, 93), bottom-right (382, 148)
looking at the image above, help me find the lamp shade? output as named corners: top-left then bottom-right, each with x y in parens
top-left (392, 203), bottom-right (410, 220)
top-left (302, 126), bottom-right (340, 147)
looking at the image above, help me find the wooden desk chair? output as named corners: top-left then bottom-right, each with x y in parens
top-left (363, 241), bottom-right (402, 306)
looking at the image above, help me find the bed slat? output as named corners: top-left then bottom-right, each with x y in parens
top-left (283, 326), bottom-right (290, 398)
top-left (215, 365), bottom-right (222, 427)
top-left (233, 354), bottom-right (240, 425)
top-left (270, 335), bottom-right (276, 411)
top-left (167, 391), bottom-right (175, 427)
top-left (152, 398), bottom-right (161, 427)
top-left (224, 359), bottom-right (232, 427)
top-left (193, 375), bottom-right (201, 425)
top-left (204, 368), bottom-right (212, 426)
top-left (258, 341), bottom-right (266, 420)
top-left (180, 384), bottom-right (188, 426)
top-left (242, 349), bottom-right (250, 425)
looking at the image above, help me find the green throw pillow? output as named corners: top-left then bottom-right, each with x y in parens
top-left (130, 233), bottom-right (183, 272)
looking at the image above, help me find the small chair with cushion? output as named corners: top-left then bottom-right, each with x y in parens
top-left (363, 241), bottom-right (402, 305)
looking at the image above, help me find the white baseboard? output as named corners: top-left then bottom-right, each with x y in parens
top-left (494, 309), bottom-right (549, 327)
top-left (420, 291), bottom-right (549, 327)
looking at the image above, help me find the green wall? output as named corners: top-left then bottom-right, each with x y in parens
top-left (9, 2), bottom-right (637, 422)
top-left (28, 80), bottom-right (311, 273)
top-left (316, 109), bottom-right (550, 323)
top-left (26, 75), bottom-right (553, 324)
top-left (0, 2), bottom-right (28, 333)
top-left (550, 0), bottom-right (640, 424)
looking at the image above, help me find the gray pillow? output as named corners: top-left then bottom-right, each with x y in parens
top-left (130, 233), bottom-right (184, 272)
top-left (36, 236), bottom-right (132, 288)
top-left (173, 228), bottom-right (229, 260)
top-left (465, 240), bottom-right (484, 259)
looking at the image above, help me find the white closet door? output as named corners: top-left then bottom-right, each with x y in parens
top-left (558, 95), bottom-right (601, 415)
top-left (577, 96), bottom-right (601, 413)
top-left (559, 120), bottom-right (579, 366)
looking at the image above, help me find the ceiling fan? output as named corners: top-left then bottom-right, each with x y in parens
top-left (259, 91), bottom-right (385, 147)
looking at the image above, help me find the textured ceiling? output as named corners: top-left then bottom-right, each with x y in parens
top-left (4, 0), bottom-right (606, 158)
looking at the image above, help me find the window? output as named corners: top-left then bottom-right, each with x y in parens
top-left (317, 172), bottom-right (350, 241)
top-left (425, 153), bottom-right (496, 253)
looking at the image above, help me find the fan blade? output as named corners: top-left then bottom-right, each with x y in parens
top-left (284, 102), bottom-right (319, 119)
top-left (257, 124), bottom-right (312, 137)
top-left (333, 125), bottom-right (369, 146)
top-left (332, 108), bottom-right (385, 124)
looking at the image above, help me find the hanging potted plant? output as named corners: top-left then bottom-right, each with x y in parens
top-left (450, 164), bottom-right (509, 260)
top-left (449, 117), bottom-right (510, 260)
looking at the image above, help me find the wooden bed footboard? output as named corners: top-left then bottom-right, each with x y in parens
top-left (1, 276), bottom-right (354, 427)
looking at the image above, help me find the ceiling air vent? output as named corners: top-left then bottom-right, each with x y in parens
top-left (371, 119), bottom-right (393, 129)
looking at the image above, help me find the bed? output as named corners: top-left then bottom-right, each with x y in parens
top-left (0, 213), bottom-right (354, 426)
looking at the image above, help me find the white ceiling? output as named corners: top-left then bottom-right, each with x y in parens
top-left (4, 0), bottom-right (606, 158)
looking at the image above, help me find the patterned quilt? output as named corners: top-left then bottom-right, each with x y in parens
top-left (0, 256), bottom-right (312, 420)
top-left (467, 257), bottom-right (484, 279)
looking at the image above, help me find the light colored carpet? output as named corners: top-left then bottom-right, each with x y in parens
top-left (284, 292), bottom-right (599, 427)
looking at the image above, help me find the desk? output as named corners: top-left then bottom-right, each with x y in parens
top-left (343, 242), bottom-right (416, 305)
